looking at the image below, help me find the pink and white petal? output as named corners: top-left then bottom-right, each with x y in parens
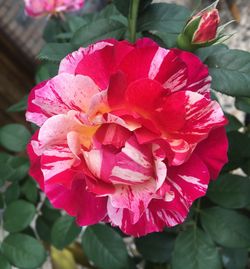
top-left (172, 49), bottom-right (211, 98)
top-left (94, 123), bottom-right (131, 149)
top-left (27, 132), bottom-right (44, 190)
top-left (107, 199), bottom-right (185, 237)
top-left (158, 91), bottom-right (227, 145)
top-left (40, 145), bottom-right (82, 188)
top-left (152, 143), bottom-right (167, 190)
top-left (109, 136), bottom-right (154, 185)
top-left (109, 179), bottom-right (156, 224)
top-left (135, 38), bottom-right (158, 48)
top-left (26, 81), bottom-right (50, 126)
top-left (195, 127), bottom-right (228, 179)
top-left (166, 153), bottom-right (210, 208)
top-left (107, 71), bottom-right (128, 109)
top-left (125, 78), bottom-right (165, 116)
top-left (149, 49), bottom-right (188, 93)
top-left (33, 73), bottom-right (100, 115)
top-left (45, 179), bottom-right (107, 225)
top-left (59, 47), bottom-right (85, 74)
top-left (38, 111), bottom-right (82, 147)
top-left (118, 46), bottom-right (159, 84)
top-left (75, 40), bottom-right (133, 89)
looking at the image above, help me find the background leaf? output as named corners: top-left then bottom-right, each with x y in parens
top-left (222, 248), bottom-right (248, 269)
top-left (51, 215), bottom-right (81, 250)
top-left (1, 233), bottom-right (47, 269)
top-left (82, 224), bottom-right (130, 269)
top-left (137, 3), bottom-right (190, 33)
top-left (172, 227), bottom-right (221, 269)
top-left (0, 254), bottom-right (11, 269)
top-left (135, 232), bottom-right (175, 263)
top-left (201, 207), bottom-right (250, 248)
top-left (3, 199), bottom-right (36, 233)
top-left (206, 49), bottom-right (250, 97)
top-left (207, 174), bottom-right (250, 208)
top-left (0, 124), bottom-right (31, 152)
top-left (72, 18), bottom-right (126, 47)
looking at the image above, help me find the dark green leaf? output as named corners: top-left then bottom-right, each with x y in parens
top-left (0, 254), bottom-right (11, 269)
top-left (235, 97), bottom-right (250, 113)
top-left (82, 224), bottom-right (130, 269)
top-left (225, 113), bottom-right (243, 132)
top-left (51, 215), bottom-right (81, 250)
top-left (223, 131), bottom-right (250, 172)
top-left (7, 95), bottom-right (28, 112)
top-left (207, 49), bottom-right (250, 97)
top-left (8, 156), bottom-right (29, 182)
top-left (35, 62), bottom-right (58, 83)
top-left (21, 178), bottom-right (38, 203)
top-left (195, 44), bottom-right (228, 62)
top-left (36, 216), bottom-right (51, 243)
top-left (152, 32), bottom-right (179, 48)
top-left (3, 200), bottom-right (36, 232)
top-left (41, 201), bottom-right (61, 224)
top-left (5, 182), bottom-right (20, 204)
top-left (72, 18), bottom-right (126, 47)
top-left (38, 43), bottom-right (75, 62)
top-left (201, 207), bottom-right (250, 248)
top-left (222, 248), bottom-right (248, 269)
top-left (172, 227), bottom-right (221, 269)
top-left (1, 233), bottom-right (47, 269)
top-left (138, 3), bottom-right (190, 33)
top-left (113, 0), bottom-right (152, 17)
top-left (43, 18), bottom-right (69, 42)
top-left (0, 124), bottom-right (31, 152)
top-left (0, 153), bottom-right (13, 186)
top-left (207, 174), bottom-right (250, 208)
top-left (135, 232), bottom-right (175, 263)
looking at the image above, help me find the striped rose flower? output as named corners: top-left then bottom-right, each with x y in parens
top-left (26, 38), bottom-right (228, 236)
top-left (24, 0), bottom-right (84, 17)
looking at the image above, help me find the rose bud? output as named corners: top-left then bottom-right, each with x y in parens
top-left (177, 0), bottom-right (229, 51)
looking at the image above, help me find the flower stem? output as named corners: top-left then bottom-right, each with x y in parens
top-left (128, 0), bottom-right (140, 43)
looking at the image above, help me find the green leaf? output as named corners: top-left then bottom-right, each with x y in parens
top-left (21, 178), bottom-right (38, 203)
top-left (222, 248), bottom-right (248, 269)
top-left (152, 32), bottom-right (179, 48)
top-left (223, 131), bottom-right (250, 172)
top-left (207, 174), bottom-right (250, 208)
top-left (172, 227), bottom-right (221, 269)
top-left (195, 44), bottom-right (228, 62)
top-left (8, 156), bottom-right (29, 182)
top-left (38, 43), bottom-right (75, 63)
top-left (0, 153), bottom-right (13, 186)
top-left (206, 49), bottom-right (250, 97)
top-left (0, 124), bottom-right (31, 152)
top-left (201, 207), bottom-right (250, 248)
top-left (0, 254), bottom-right (11, 269)
top-left (82, 224), bottom-right (130, 269)
top-left (72, 18), bottom-right (126, 47)
top-left (41, 201), bottom-right (61, 224)
top-left (138, 3), bottom-right (190, 33)
top-left (113, 0), bottom-right (152, 17)
top-left (135, 232), bottom-right (175, 263)
top-left (5, 182), bottom-right (20, 204)
top-left (36, 62), bottom-right (59, 83)
top-left (7, 95), bottom-right (28, 112)
top-left (36, 216), bottom-right (51, 243)
top-left (1, 233), bottom-right (47, 269)
top-left (235, 97), bottom-right (250, 113)
top-left (3, 200), bottom-right (36, 233)
top-left (225, 113), bottom-right (243, 132)
top-left (51, 215), bottom-right (81, 250)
